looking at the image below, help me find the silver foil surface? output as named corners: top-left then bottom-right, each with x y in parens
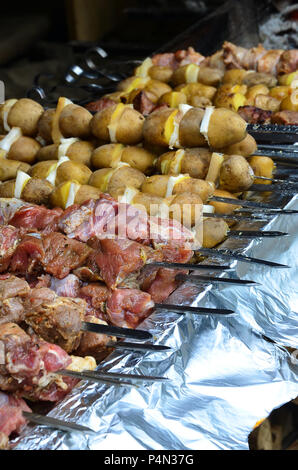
top-left (14, 190), bottom-right (298, 450)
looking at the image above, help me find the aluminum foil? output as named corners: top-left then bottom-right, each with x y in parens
top-left (13, 189), bottom-right (298, 450)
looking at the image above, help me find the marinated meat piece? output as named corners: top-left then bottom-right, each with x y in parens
top-left (24, 288), bottom-right (86, 352)
top-left (106, 288), bottom-right (154, 328)
top-left (59, 197), bottom-right (118, 242)
top-left (50, 274), bottom-right (81, 298)
top-left (0, 226), bottom-right (20, 273)
top-left (75, 315), bottom-right (116, 360)
top-left (94, 238), bottom-right (162, 289)
top-left (152, 52), bottom-right (177, 69)
top-left (79, 283), bottom-right (109, 318)
top-left (238, 105), bottom-right (272, 124)
top-left (9, 205), bottom-right (63, 232)
top-left (0, 323), bottom-right (72, 400)
top-left (0, 392), bottom-right (31, 440)
top-left (132, 90), bottom-right (155, 115)
top-left (277, 50), bottom-right (298, 74)
top-left (0, 199), bottom-right (28, 226)
top-left (85, 97), bottom-right (117, 113)
top-left (0, 276), bottom-right (29, 325)
top-left (9, 235), bottom-right (44, 276)
top-left (31, 274), bottom-right (51, 289)
top-left (41, 232), bottom-right (93, 279)
top-left (141, 267), bottom-right (185, 303)
top-left (271, 110), bottom-right (298, 125)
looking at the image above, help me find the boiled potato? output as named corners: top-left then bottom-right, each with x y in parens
top-left (178, 107), bottom-right (207, 147)
top-left (92, 144), bottom-right (156, 175)
top-left (248, 156), bottom-right (275, 184)
top-left (158, 91), bottom-right (187, 108)
top-left (7, 136), bottom-right (41, 164)
top-left (59, 104), bottom-right (92, 139)
top-left (254, 94), bottom-right (280, 112)
top-left (218, 134), bottom-right (257, 157)
top-left (0, 159), bottom-right (31, 181)
top-left (173, 178), bottom-right (215, 203)
top-left (280, 95), bottom-right (298, 112)
top-left (278, 71), bottom-right (298, 86)
top-left (223, 69), bottom-right (249, 85)
top-left (207, 108), bottom-right (247, 149)
top-left (90, 104), bottom-right (145, 145)
top-left (242, 72), bottom-right (277, 88)
top-left (30, 160), bottom-right (92, 185)
top-left (176, 82), bottom-right (217, 101)
top-left (269, 86), bottom-right (291, 101)
top-left (7, 99), bottom-right (44, 136)
top-left (89, 166), bottom-right (146, 199)
top-left (203, 218), bottom-right (229, 248)
top-left (188, 96), bottom-right (212, 107)
top-left (170, 192), bottom-right (203, 227)
top-left (209, 189), bottom-right (240, 214)
top-left (36, 141), bottom-right (94, 167)
top-left (50, 183), bottom-right (102, 209)
top-left (246, 84), bottom-right (270, 105)
top-left (157, 148), bottom-right (212, 179)
top-left (219, 155), bottom-right (254, 192)
top-left (37, 108), bottom-right (55, 144)
top-left (148, 66), bottom-right (173, 83)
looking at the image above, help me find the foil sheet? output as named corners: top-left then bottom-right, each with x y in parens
top-left (13, 189), bottom-right (298, 450)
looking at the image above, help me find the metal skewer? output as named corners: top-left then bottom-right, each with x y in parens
top-left (249, 183), bottom-right (298, 194)
top-left (202, 212), bottom-right (272, 222)
top-left (196, 248), bottom-right (290, 268)
top-left (150, 262), bottom-right (232, 271)
top-left (81, 321), bottom-right (152, 340)
top-left (67, 369), bottom-right (169, 383)
top-left (106, 341), bottom-right (171, 353)
top-left (209, 196), bottom-right (298, 213)
top-left (175, 273), bottom-right (259, 286)
top-left (155, 303), bottom-right (235, 315)
top-left (227, 230), bottom-right (288, 238)
top-left (57, 369), bottom-right (138, 387)
top-left (22, 411), bottom-right (95, 434)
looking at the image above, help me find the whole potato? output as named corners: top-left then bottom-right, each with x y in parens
top-left (170, 191), bottom-right (203, 227)
top-left (90, 166), bottom-right (146, 199)
top-left (219, 155), bottom-right (254, 192)
top-left (148, 66), bottom-right (173, 83)
top-left (246, 84), bottom-right (269, 105)
top-left (7, 136), bottom-right (41, 164)
top-left (254, 94), bottom-right (280, 112)
top-left (8, 99), bottom-right (44, 136)
top-left (173, 178), bottom-right (215, 203)
top-left (90, 105), bottom-right (145, 145)
top-left (158, 91), bottom-right (187, 108)
top-left (223, 69), bottom-right (248, 85)
top-left (280, 95), bottom-right (298, 112)
top-left (157, 147), bottom-right (212, 179)
top-left (59, 104), bottom-right (92, 139)
top-left (248, 156), bottom-right (275, 184)
top-left (179, 108), bottom-right (207, 147)
top-left (207, 108), bottom-right (247, 149)
top-left (55, 161), bottom-right (92, 186)
top-left (209, 189), bottom-right (240, 214)
top-left (0, 99), bottom-right (17, 133)
top-left (30, 160), bottom-right (58, 180)
top-left (37, 108), bottom-right (55, 144)
top-left (121, 146), bottom-right (156, 174)
top-left (22, 178), bottom-right (54, 205)
top-left (203, 218), bottom-right (229, 248)
top-left (176, 82), bottom-right (217, 101)
top-left (141, 175), bottom-right (169, 198)
top-left (143, 80), bottom-right (172, 103)
top-left (0, 180), bottom-right (15, 198)
top-left (188, 96), bottom-right (212, 107)
top-left (242, 72), bottom-right (277, 88)
top-left (143, 108), bottom-right (179, 147)
top-left (218, 134), bottom-right (257, 157)
top-left (0, 159), bottom-right (31, 181)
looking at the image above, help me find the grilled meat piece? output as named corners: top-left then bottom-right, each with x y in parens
top-left (238, 105), bottom-right (272, 124)
top-left (271, 110), bottom-right (298, 125)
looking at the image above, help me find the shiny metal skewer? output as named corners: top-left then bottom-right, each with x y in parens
top-left (23, 411), bottom-right (95, 434)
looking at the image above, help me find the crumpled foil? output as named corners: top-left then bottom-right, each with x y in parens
top-left (14, 190), bottom-right (298, 450)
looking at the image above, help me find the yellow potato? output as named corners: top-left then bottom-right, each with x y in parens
top-left (178, 107), bottom-right (207, 147)
top-left (91, 144), bottom-right (156, 174)
top-left (219, 155), bottom-right (254, 192)
top-left (278, 71), bottom-right (298, 86)
top-left (55, 161), bottom-right (92, 186)
top-left (157, 148), bottom-right (212, 179)
top-left (0, 159), bottom-right (31, 181)
top-left (7, 99), bottom-right (44, 137)
top-left (36, 141), bottom-right (94, 167)
top-left (37, 108), bottom-right (55, 144)
top-left (158, 91), bottom-right (187, 108)
top-left (242, 72), bottom-right (277, 88)
top-left (176, 82), bottom-right (217, 101)
top-left (7, 137), bottom-right (41, 164)
top-left (59, 104), bottom-right (92, 139)
top-left (214, 91), bottom-right (246, 111)
top-left (209, 189), bottom-right (240, 214)
top-left (254, 94), bottom-right (280, 112)
top-left (90, 166), bottom-right (146, 199)
top-left (207, 108), bottom-right (247, 149)
top-left (173, 178), bottom-right (215, 203)
top-left (269, 86), bottom-right (291, 101)
top-left (141, 175), bottom-right (169, 198)
top-left (218, 134), bottom-right (257, 157)
top-left (223, 69), bottom-right (249, 85)
top-left (246, 84), bottom-right (269, 104)
top-left (188, 96), bottom-right (212, 107)
top-left (148, 66), bottom-right (173, 83)
top-left (203, 218), bottom-right (229, 248)
top-left (248, 156), bottom-right (275, 184)
top-left (90, 105), bottom-right (145, 145)
top-left (50, 183), bottom-right (102, 209)
top-left (170, 192), bottom-right (203, 227)
top-left (280, 94), bottom-right (298, 112)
